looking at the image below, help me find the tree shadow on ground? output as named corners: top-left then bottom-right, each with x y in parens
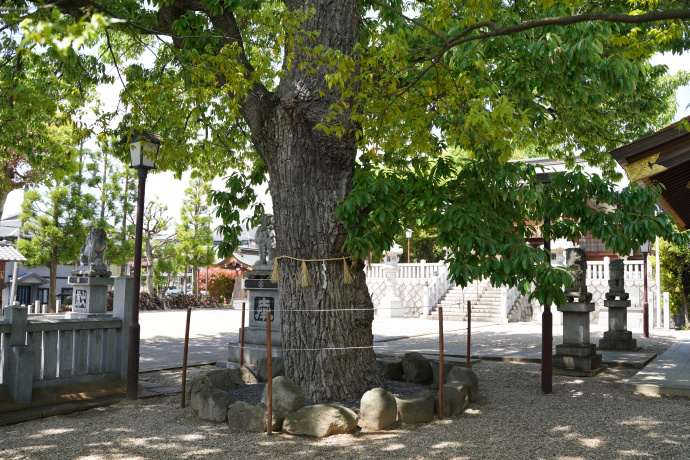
top-left (2, 361), bottom-right (689, 459)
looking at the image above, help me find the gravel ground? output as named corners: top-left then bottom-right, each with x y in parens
top-left (2, 325), bottom-right (690, 459)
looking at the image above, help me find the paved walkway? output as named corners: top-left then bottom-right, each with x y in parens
top-left (139, 312), bottom-right (656, 371)
top-left (625, 339), bottom-right (690, 397)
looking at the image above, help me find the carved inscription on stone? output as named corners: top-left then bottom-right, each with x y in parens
top-left (254, 297), bottom-right (275, 322)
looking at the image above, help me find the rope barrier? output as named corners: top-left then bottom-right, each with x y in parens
top-left (281, 308), bottom-right (374, 312)
top-left (270, 255), bottom-right (355, 286)
top-left (237, 345), bottom-right (376, 352)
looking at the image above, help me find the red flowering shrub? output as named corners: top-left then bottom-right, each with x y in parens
top-left (198, 267), bottom-right (236, 300)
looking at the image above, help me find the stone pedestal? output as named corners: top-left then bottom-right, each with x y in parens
top-left (226, 270), bottom-right (282, 366)
top-left (599, 299), bottom-right (638, 351)
top-left (378, 264), bottom-right (403, 318)
top-left (64, 276), bottom-right (114, 319)
top-left (553, 302), bottom-right (606, 376)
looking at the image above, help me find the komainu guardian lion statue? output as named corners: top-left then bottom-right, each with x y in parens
top-left (72, 228), bottom-right (111, 277)
top-left (605, 258), bottom-right (629, 300)
top-left (254, 214), bottom-right (277, 266)
top-left (564, 248), bottom-right (592, 303)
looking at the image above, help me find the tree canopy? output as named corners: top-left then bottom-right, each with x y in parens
top-left (5, 0), bottom-right (690, 400)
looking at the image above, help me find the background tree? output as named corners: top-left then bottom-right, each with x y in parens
top-left (153, 241), bottom-right (182, 295)
top-left (13, 0), bottom-right (690, 401)
top-left (93, 146), bottom-right (138, 275)
top-left (176, 178), bottom-right (214, 295)
top-left (656, 238), bottom-right (690, 327)
top-left (142, 199), bottom-right (174, 296)
top-left (17, 154), bottom-right (98, 310)
top-left (0, 13), bottom-right (110, 217)
top-left (198, 267), bottom-right (236, 301)
top-left (397, 228), bottom-right (446, 264)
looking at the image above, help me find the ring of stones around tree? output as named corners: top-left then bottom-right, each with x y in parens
top-left (186, 352), bottom-right (479, 437)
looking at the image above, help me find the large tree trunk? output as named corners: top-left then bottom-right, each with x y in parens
top-left (242, 0), bottom-right (382, 402)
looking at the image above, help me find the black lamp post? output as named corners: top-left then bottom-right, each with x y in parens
top-left (640, 240), bottom-right (652, 339)
top-left (405, 229), bottom-right (413, 264)
top-left (121, 130), bottom-right (160, 400)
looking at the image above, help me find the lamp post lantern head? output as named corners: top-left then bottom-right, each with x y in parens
top-left (405, 228), bottom-right (413, 239)
top-left (640, 241), bottom-right (652, 255)
top-left (119, 130), bottom-right (161, 175)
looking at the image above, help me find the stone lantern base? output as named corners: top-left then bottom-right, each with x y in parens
top-left (599, 299), bottom-right (639, 351)
top-left (553, 302), bottom-right (606, 377)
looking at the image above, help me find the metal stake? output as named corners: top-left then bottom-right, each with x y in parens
top-left (438, 306), bottom-right (444, 420)
top-left (266, 310), bottom-right (273, 435)
top-left (467, 300), bottom-right (472, 369)
top-left (240, 302), bottom-right (246, 366)
top-left (181, 307), bottom-right (192, 408)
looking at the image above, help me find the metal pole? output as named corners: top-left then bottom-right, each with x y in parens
top-left (642, 252), bottom-right (649, 339)
top-left (181, 307), bottom-right (192, 408)
top-left (541, 216), bottom-right (552, 394)
top-left (467, 300), bottom-right (472, 369)
top-left (266, 310), bottom-right (273, 435)
top-left (407, 238), bottom-right (410, 264)
top-left (240, 302), bottom-right (246, 366)
top-left (127, 170), bottom-right (147, 400)
top-left (438, 306), bottom-right (444, 420)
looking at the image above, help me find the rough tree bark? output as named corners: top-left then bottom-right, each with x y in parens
top-left (237, 0), bottom-right (383, 401)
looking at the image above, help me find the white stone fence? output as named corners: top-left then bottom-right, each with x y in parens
top-left (586, 258), bottom-right (645, 281)
top-left (0, 277), bottom-right (132, 405)
top-left (365, 262), bottom-right (451, 316)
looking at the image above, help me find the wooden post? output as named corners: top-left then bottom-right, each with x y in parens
top-left (266, 310), bottom-right (273, 435)
top-left (240, 302), bottom-right (246, 366)
top-left (181, 307), bottom-right (192, 408)
top-left (438, 306), bottom-right (444, 420)
top-left (542, 217), bottom-right (553, 394)
top-left (467, 300), bottom-right (471, 369)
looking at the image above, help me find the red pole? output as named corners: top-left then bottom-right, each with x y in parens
top-left (643, 252), bottom-right (649, 338)
top-left (467, 300), bottom-right (471, 369)
top-left (266, 310), bottom-right (273, 435)
top-left (127, 171), bottom-right (147, 400)
top-left (438, 306), bottom-right (444, 420)
top-left (240, 302), bottom-right (246, 366)
top-left (542, 217), bottom-right (553, 394)
top-left (181, 307), bottom-right (192, 408)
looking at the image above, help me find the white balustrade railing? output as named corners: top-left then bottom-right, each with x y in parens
top-left (365, 262), bottom-right (451, 312)
top-left (585, 259), bottom-right (646, 281)
top-left (0, 277), bottom-right (131, 404)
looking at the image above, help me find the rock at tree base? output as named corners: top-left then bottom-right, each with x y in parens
top-left (257, 357), bottom-right (285, 382)
top-left (378, 359), bottom-right (404, 380)
top-left (401, 352), bottom-right (433, 384)
top-left (431, 360), bottom-right (452, 386)
top-left (197, 387), bottom-right (230, 423)
top-left (199, 368), bottom-right (246, 390)
top-left (238, 366), bottom-right (260, 384)
top-left (257, 402), bottom-right (283, 431)
top-left (446, 366), bottom-right (479, 401)
top-left (190, 369), bottom-right (246, 411)
top-left (282, 404), bottom-right (359, 437)
top-left (436, 383), bottom-right (470, 416)
top-left (360, 388), bottom-right (398, 431)
top-left (184, 378), bottom-right (194, 407)
top-left (395, 390), bottom-right (435, 423)
top-left (260, 376), bottom-right (305, 422)
top-left (227, 401), bottom-right (266, 432)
